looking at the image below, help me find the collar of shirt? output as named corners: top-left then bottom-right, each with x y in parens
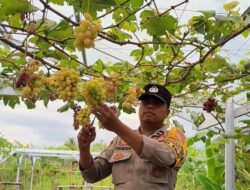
top-left (137, 125), bottom-right (167, 139)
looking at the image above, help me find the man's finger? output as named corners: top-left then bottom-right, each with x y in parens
top-left (100, 103), bottom-right (109, 111)
top-left (89, 127), bottom-right (96, 134)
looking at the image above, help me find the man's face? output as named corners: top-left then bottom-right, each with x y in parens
top-left (139, 96), bottom-right (169, 126)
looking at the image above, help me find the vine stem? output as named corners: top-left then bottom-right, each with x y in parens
top-left (0, 36), bottom-right (60, 70)
top-left (197, 111), bottom-right (225, 132)
top-left (210, 112), bottom-right (225, 132)
top-left (39, 0), bottom-right (78, 26)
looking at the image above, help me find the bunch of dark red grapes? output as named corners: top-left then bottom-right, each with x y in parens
top-left (203, 98), bottom-right (217, 113)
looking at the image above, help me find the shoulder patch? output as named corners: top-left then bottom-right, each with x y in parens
top-left (164, 127), bottom-right (187, 167)
top-left (113, 152), bottom-right (124, 160)
top-left (167, 127), bottom-right (186, 144)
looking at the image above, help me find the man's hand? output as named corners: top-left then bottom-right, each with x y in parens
top-left (92, 103), bottom-right (121, 132)
top-left (77, 124), bottom-right (96, 149)
top-left (93, 103), bottom-right (143, 155)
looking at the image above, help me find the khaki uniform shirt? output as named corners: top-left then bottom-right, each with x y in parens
top-left (80, 126), bottom-right (187, 190)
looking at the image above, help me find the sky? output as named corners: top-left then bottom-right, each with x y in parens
top-left (0, 0), bottom-right (249, 148)
top-left (0, 101), bottom-right (140, 147)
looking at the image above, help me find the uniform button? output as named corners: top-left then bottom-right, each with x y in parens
top-left (151, 167), bottom-right (161, 177)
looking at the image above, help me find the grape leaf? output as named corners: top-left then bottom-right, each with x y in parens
top-left (24, 99), bottom-right (36, 109)
top-left (141, 15), bottom-right (177, 35)
top-left (39, 90), bottom-right (50, 108)
top-left (1, 95), bottom-right (20, 109)
top-left (57, 102), bottom-right (70, 112)
top-left (116, 0), bottom-right (143, 8)
top-left (48, 0), bottom-right (64, 5)
top-left (203, 56), bottom-right (227, 73)
top-left (173, 120), bottom-right (185, 132)
top-left (73, 0), bottom-right (117, 17)
top-left (187, 110), bottom-right (205, 127)
top-left (92, 59), bottom-right (104, 72)
top-left (223, 1), bottom-right (239, 11)
top-left (0, 0), bottom-right (31, 16)
top-left (195, 174), bottom-right (219, 190)
top-left (199, 10), bottom-right (216, 18)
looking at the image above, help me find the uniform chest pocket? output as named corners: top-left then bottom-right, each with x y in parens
top-left (142, 160), bottom-right (169, 184)
top-left (109, 151), bottom-right (132, 185)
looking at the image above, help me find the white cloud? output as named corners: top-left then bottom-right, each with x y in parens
top-left (0, 121), bottom-right (43, 146)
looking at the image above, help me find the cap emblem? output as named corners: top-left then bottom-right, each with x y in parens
top-left (149, 86), bottom-right (159, 93)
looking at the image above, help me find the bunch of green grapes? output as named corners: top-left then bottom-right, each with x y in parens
top-left (43, 75), bottom-right (59, 100)
top-left (73, 105), bottom-right (81, 130)
top-left (16, 60), bottom-right (43, 88)
top-left (53, 68), bottom-right (80, 102)
top-left (122, 87), bottom-right (144, 109)
top-left (74, 13), bottom-right (103, 50)
top-left (21, 76), bottom-right (44, 101)
top-left (109, 71), bottom-right (120, 83)
top-left (75, 107), bottom-right (91, 127)
top-left (16, 60), bottom-right (45, 101)
top-left (44, 75), bottom-right (57, 87)
top-left (82, 78), bottom-right (106, 107)
top-left (104, 80), bottom-right (117, 100)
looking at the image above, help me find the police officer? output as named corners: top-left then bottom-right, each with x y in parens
top-left (77, 84), bottom-right (187, 190)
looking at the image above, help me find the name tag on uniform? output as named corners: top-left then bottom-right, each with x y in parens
top-left (115, 138), bottom-right (131, 151)
top-left (109, 138), bottom-right (132, 162)
top-left (115, 146), bottom-right (131, 151)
